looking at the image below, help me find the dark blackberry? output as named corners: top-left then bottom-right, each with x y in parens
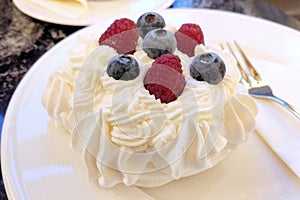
top-left (107, 54), bottom-right (139, 80)
top-left (190, 52), bottom-right (226, 84)
top-left (142, 29), bottom-right (176, 59)
top-left (137, 12), bottom-right (165, 38)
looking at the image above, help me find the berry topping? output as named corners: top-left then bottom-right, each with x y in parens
top-left (142, 29), bottom-right (177, 59)
top-left (99, 18), bottom-right (138, 54)
top-left (107, 54), bottom-right (139, 81)
top-left (152, 53), bottom-right (183, 73)
top-left (137, 12), bottom-right (166, 38)
top-left (144, 54), bottom-right (185, 103)
top-left (190, 52), bottom-right (226, 85)
top-left (175, 23), bottom-right (204, 57)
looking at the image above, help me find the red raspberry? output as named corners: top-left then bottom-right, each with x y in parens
top-left (144, 54), bottom-right (185, 103)
top-left (99, 18), bottom-right (138, 54)
top-left (175, 23), bottom-right (204, 57)
top-left (153, 54), bottom-right (183, 74)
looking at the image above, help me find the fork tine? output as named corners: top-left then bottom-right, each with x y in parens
top-left (233, 41), bottom-right (262, 82)
top-left (221, 42), bottom-right (252, 85)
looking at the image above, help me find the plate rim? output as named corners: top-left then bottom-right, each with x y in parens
top-left (2, 8), bottom-right (300, 199)
top-left (13, 0), bottom-right (176, 26)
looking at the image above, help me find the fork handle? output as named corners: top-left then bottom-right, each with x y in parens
top-left (251, 94), bottom-right (300, 120)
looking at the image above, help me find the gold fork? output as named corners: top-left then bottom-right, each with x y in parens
top-left (222, 41), bottom-right (300, 120)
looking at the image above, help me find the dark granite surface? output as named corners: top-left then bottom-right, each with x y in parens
top-left (0, 0), bottom-right (299, 199)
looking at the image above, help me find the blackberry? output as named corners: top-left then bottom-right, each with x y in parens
top-left (190, 52), bottom-right (226, 84)
top-left (137, 12), bottom-right (166, 38)
top-left (107, 54), bottom-right (139, 81)
top-left (142, 29), bottom-right (176, 59)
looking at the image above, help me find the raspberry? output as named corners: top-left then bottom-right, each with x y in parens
top-left (175, 23), bottom-right (204, 57)
top-left (99, 18), bottom-right (138, 54)
top-left (144, 54), bottom-right (185, 103)
top-left (153, 54), bottom-right (182, 73)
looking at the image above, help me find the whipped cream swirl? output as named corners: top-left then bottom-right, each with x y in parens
top-left (42, 34), bottom-right (257, 188)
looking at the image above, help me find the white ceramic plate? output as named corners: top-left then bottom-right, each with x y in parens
top-left (2, 9), bottom-right (300, 200)
top-left (13, 0), bottom-right (175, 26)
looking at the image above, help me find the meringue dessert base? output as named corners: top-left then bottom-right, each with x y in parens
top-left (42, 33), bottom-right (257, 188)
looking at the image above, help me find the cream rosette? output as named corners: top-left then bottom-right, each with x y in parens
top-left (42, 34), bottom-right (257, 188)
top-left (42, 35), bottom-right (98, 131)
top-left (69, 43), bottom-right (257, 187)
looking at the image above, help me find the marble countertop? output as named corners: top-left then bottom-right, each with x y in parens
top-left (0, 0), bottom-right (299, 199)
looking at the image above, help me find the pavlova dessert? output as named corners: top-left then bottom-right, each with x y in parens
top-left (42, 12), bottom-right (257, 188)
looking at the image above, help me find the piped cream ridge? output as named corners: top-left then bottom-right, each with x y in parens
top-left (42, 32), bottom-right (257, 188)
